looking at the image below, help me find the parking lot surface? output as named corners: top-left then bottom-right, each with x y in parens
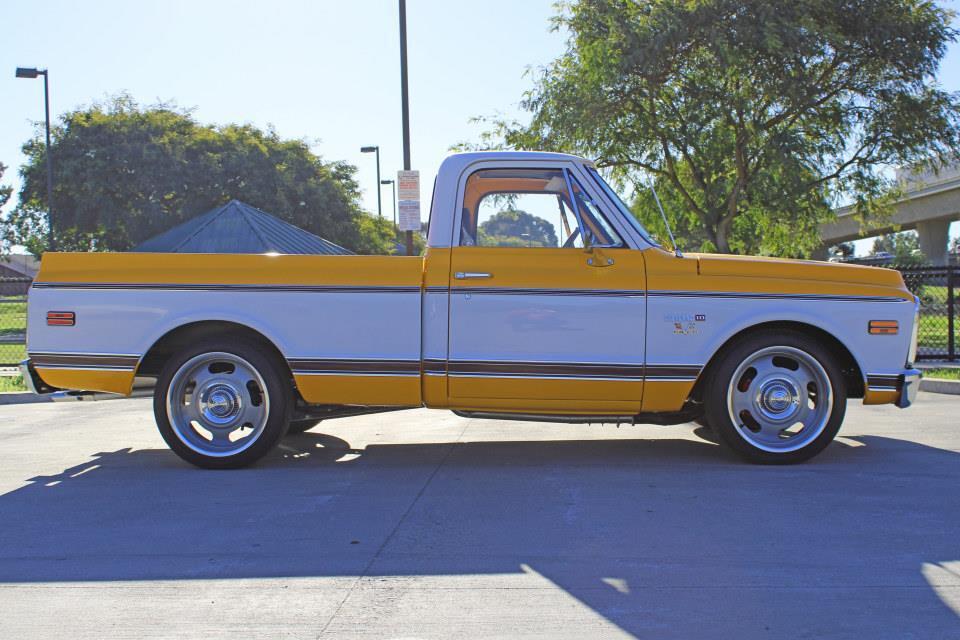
top-left (0, 394), bottom-right (958, 639)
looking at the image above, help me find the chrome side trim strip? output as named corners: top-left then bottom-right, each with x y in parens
top-left (866, 373), bottom-right (903, 391)
top-left (647, 290), bottom-right (907, 303)
top-left (32, 282), bottom-right (421, 294)
top-left (29, 352), bottom-right (140, 371)
top-left (32, 281), bottom-right (908, 303)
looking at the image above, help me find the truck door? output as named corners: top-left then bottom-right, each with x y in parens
top-left (447, 164), bottom-right (647, 415)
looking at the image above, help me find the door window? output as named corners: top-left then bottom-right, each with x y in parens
top-left (460, 168), bottom-right (599, 248)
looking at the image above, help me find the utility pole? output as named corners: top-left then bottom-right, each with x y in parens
top-left (399, 0), bottom-right (414, 255)
top-left (16, 67), bottom-right (55, 250)
top-left (360, 145), bottom-right (382, 217)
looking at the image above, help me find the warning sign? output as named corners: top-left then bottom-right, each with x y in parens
top-left (397, 170), bottom-right (421, 232)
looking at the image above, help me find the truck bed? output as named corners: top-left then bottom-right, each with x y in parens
top-left (28, 252), bottom-right (426, 404)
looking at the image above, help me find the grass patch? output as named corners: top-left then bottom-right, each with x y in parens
top-left (917, 313), bottom-right (958, 351)
top-left (0, 344), bottom-right (26, 367)
top-left (0, 375), bottom-right (27, 393)
top-left (0, 299), bottom-right (27, 366)
top-left (0, 300), bottom-right (26, 333)
top-left (923, 368), bottom-right (960, 381)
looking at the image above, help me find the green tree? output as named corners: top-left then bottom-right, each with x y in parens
top-left (479, 209), bottom-right (558, 247)
top-left (0, 163), bottom-right (11, 214)
top-left (871, 230), bottom-right (925, 264)
top-left (485, 0), bottom-right (960, 256)
top-left (353, 215), bottom-right (426, 256)
top-left (2, 96), bottom-right (389, 255)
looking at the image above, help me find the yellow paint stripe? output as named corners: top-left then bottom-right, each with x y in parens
top-left (37, 252), bottom-right (424, 288)
top-left (863, 388), bottom-right (899, 405)
top-left (640, 379), bottom-right (696, 413)
top-left (35, 368), bottom-right (135, 395)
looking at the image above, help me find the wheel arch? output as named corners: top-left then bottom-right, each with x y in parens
top-left (135, 320), bottom-right (293, 382)
top-left (689, 320), bottom-right (865, 403)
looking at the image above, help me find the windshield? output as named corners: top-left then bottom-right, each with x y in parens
top-left (586, 166), bottom-right (660, 247)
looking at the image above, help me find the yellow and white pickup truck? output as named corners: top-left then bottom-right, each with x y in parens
top-left (21, 151), bottom-right (921, 468)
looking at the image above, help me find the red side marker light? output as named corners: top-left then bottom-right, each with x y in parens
top-left (47, 311), bottom-right (75, 326)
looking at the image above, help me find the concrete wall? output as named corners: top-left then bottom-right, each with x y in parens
top-left (820, 163), bottom-right (960, 264)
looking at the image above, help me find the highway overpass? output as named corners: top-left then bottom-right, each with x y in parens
top-left (819, 163), bottom-right (960, 264)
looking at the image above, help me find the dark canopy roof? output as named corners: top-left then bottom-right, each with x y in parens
top-left (132, 200), bottom-right (352, 255)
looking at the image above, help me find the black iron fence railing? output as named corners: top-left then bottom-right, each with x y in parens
top-left (0, 277), bottom-right (32, 367)
top-left (896, 265), bottom-right (957, 362)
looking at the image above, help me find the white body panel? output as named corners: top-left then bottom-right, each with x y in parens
top-left (644, 294), bottom-right (916, 378)
top-left (27, 288), bottom-right (422, 364)
top-left (449, 292), bottom-right (645, 367)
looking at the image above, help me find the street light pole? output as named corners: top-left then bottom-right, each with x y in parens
top-left (360, 145), bottom-right (382, 218)
top-left (381, 179), bottom-right (396, 226)
top-left (16, 66), bottom-right (55, 250)
top-left (399, 0), bottom-right (414, 255)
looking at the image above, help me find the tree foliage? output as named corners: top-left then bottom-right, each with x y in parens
top-left (354, 214), bottom-right (426, 255)
top-left (0, 163), bottom-right (11, 224)
top-left (2, 96), bottom-right (395, 255)
top-left (484, 0), bottom-right (960, 255)
top-left (479, 209), bottom-right (558, 247)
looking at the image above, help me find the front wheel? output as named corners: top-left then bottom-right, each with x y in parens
top-left (154, 339), bottom-right (293, 469)
top-left (703, 330), bottom-right (846, 464)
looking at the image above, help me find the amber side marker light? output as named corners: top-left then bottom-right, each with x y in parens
top-left (868, 320), bottom-right (898, 335)
top-left (47, 311), bottom-right (75, 326)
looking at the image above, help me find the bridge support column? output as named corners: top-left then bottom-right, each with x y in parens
top-left (916, 218), bottom-right (952, 265)
top-left (809, 246), bottom-right (829, 261)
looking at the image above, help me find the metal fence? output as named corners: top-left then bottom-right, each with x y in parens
top-left (897, 265), bottom-right (957, 361)
top-left (0, 277), bottom-right (31, 367)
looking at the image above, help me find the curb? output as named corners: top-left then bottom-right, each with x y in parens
top-left (919, 378), bottom-right (960, 396)
top-left (0, 392), bottom-right (52, 406)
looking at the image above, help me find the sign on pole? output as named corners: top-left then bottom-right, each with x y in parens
top-left (397, 170), bottom-right (421, 232)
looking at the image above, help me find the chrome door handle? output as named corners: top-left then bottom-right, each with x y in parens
top-left (455, 272), bottom-right (492, 279)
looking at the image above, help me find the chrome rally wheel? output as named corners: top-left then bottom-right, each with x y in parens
top-left (166, 352), bottom-right (270, 458)
top-left (726, 346), bottom-right (833, 453)
top-left (154, 339), bottom-right (292, 469)
top-left (705, 330), bottom-right (847, 464)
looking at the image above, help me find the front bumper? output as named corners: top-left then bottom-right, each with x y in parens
top-left (864, 368), bottom-right (922, 408)
top-left (898, 369), bottom-right (922, 409)
top-left (18, 359), bottom-right (59, 395)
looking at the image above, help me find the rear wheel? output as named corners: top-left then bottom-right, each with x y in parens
top-left (704, 330), bottom-right (846, 464)
top-left (154, 339), bottom-right (292, 469)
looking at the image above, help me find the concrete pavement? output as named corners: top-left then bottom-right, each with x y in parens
top-left (0, 395), bottom-right (958, 639)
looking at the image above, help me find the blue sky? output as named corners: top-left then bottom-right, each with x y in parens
top-left (2, 0), bottom-right (959, 252)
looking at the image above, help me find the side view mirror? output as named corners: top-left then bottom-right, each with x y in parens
top-left (586, 246), bottom-right (614, 268)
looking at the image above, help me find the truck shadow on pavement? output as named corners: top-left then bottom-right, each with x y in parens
top-left (2, 429), bottom-right (959, 638)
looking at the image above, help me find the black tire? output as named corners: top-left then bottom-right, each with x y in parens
top-left (703, 329), bottom-right (847, 464)
top-left (287, 419), bottom-right (323, 435)
top-left (154, 338), bottom-right (293, 469)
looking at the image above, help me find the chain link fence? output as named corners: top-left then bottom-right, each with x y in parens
top-left (0, 277), bottom-right (32, 367)
top-left (897, 265), bottom-right (957, 361)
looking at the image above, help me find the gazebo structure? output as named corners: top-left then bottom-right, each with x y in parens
top-left (133, 200), bottom-right (352, 255)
